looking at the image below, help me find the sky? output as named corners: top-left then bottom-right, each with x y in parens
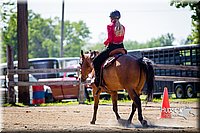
top-left (5, 0), bottom-right (194, 44)
top-left (26, 0), bottom-right (193, 45)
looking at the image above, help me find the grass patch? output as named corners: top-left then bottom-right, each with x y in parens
top-left (34, 101), bottom-right (79, 107)
top-left (152, 98), bottom-right (162, 103)
top-left (169, 98), bottom-right (199, 103)
top-left (2, 96), bottom-right (199, 107)
top-left (152, 97), bottom-right (199, 103)
top-left (3, 102), bottom-right (26, 107)
top-left (2, 101), bottom-right (79, 107)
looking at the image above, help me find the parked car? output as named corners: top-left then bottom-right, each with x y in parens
top-left (39, 70), bottom-right (91, 102)
top-left (0, 75), bottom-right (8, 104)
top-left (0, 74), bottom-right (52, 104)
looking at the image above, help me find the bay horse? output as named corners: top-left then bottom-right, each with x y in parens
top-left (80, 50), bottom-right (154, 127)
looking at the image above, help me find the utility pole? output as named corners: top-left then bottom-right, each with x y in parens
top-left (17, 0), bottom-right (29, 105)
top-left (60, 0), bottom-right (65, 57)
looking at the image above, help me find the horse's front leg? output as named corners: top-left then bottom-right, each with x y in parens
top-left (90, 84), bottom-right (100, 124)
top-left (110, 91), bottom-right (120, 120)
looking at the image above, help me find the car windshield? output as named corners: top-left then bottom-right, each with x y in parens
top-left (64, 60), bottom-right (79, 67)
top-left (14, 74), bottom-right (38, 82)
top-left (0, 75), bottom-right (7, 88)
top-left (0, 79), bottom-right (6, 88)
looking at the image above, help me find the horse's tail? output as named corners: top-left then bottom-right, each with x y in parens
top-left (139, 57), bottom-right (155, 102)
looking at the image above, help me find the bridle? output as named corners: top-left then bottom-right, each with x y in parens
top-left (80, 54), bottom-right (94, 82)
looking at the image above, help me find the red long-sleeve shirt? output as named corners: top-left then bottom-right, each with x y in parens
top-left (104, 21), bottom-right (125, 46)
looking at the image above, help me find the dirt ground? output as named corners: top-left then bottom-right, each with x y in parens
top-left (1, 101), bottom-right (199, 133)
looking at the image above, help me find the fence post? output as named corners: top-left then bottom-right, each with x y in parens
top-left (79, 83), bottom-right (85, 104)
top-left (17, 1), bottom-right (30, 105)
top-left (78, 68), bottom-right (85, 104)
top-left (7, 45), bottom-right (15, 104)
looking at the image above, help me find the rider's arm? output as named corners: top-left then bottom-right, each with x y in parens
top-left (104, 25), bottom-right (113, 46)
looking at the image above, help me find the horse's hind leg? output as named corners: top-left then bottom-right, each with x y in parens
top-left (90, 84), bottom-right (100, 124)
top-left (131, 89), bottom-right (148, 127)
top-left (110, 91), bottom-right (120, 120)
top-left (136, 95), bottom-right (148, 127)
top-left (127, 102), bottom-right (136, 124)
top-left (126, 88), bottom-right (148, 127)
top-left (126, 89), bottom-right (137, 124)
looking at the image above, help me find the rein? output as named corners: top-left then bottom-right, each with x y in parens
top-left (81, 55), bottom-right (94, 80)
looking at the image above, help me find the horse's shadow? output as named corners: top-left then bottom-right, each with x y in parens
top-left (117, 118), bottom-right (141, 128)
top-left (117, 118), bottom-right (187, 129)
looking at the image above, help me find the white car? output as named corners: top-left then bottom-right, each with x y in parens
top-left (0, 75), bottom-right (8, 104)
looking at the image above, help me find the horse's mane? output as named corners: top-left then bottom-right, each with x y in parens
top-left (82, 50), bottom-right (100, 61)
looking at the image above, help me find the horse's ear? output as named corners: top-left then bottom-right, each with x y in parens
top-left (90, 50), bottom-right (97, 60)
top-left (81, 50), bottom-right (85, 59)
top-left (90, 51), bottom-right (94, 59)
top-left (93, 51), bottom-right (96, 56)
top-left (95, 50), bottom-right (100, 55)
top-left (93, 50), bottom-right (99, 57)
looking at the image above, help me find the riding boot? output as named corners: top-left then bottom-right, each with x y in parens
top-left (94, 70), bottom-right (100, 88)
top-left (94, 71), bottom-right (102, 96)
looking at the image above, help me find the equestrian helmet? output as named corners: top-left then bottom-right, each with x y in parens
top-left (109, 10), bottom-right (121, 19)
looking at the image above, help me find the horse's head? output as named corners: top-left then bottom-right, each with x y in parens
top-left (80, 50), bottom-right (99, 82)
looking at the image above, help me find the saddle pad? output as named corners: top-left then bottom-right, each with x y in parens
top-left (103, 53), bottom-right (123, 68)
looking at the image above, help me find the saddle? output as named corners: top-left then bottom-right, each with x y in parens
top-left (99, 48), bottom-right (127, 88)
top-left (103, 48), bottom-right (127, 68)
top-left (109, 48), bottom-right (127, 56)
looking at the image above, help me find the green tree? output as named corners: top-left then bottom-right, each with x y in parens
top-left (55, 20), bottom-right (91, 57)
top-left (145, 38), bottom-right (162, 48)
top-left (2, 11), bottom-right (59, 62)
top-left (0, 0), bottom-right (15, 31)
top-left (2, 9), bottom-right (91, 62)
top-left (28, 11), bottom-right (59, 58)
top-left (124, 40), bottom-right (145, 50)
top-left (159, 33), bottom-right (175, 46)
top-left (0, 1), bottom-right (16, 62)
top-left (143, 33), bottom-right (174, 48)
top-left (123, 33), bottom-right (174, 50)
top-left (2, 13), bottom-right (17, 62)
top-left (170, 0), bottom-right (200, 44)
top-left (86, 33), bottom-right (175, 52)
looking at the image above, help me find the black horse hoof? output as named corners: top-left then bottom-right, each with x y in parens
top-left (141, 120), bottom-right (148, 128)
top-left (90, 121), bottom-right (95, 124)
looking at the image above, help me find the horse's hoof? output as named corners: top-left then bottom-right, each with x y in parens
top-left (90, 121), bottom-right (95, 124)
top-left (141, 120), bottom-right (148, 128)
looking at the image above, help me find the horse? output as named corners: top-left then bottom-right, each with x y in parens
top-left (80, 50), bottom-right (154, 127)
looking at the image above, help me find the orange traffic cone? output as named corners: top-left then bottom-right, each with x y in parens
top-left (160, 87), bottom-right (171, 118)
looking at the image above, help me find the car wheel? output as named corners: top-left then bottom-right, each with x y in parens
top-left (175, 85), bottom-right (185, 98)
top-left (186, 84), bottom-right (196, 98)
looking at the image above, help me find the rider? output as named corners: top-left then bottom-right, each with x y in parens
top-left (93, 10), bottom-right (126, 88)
